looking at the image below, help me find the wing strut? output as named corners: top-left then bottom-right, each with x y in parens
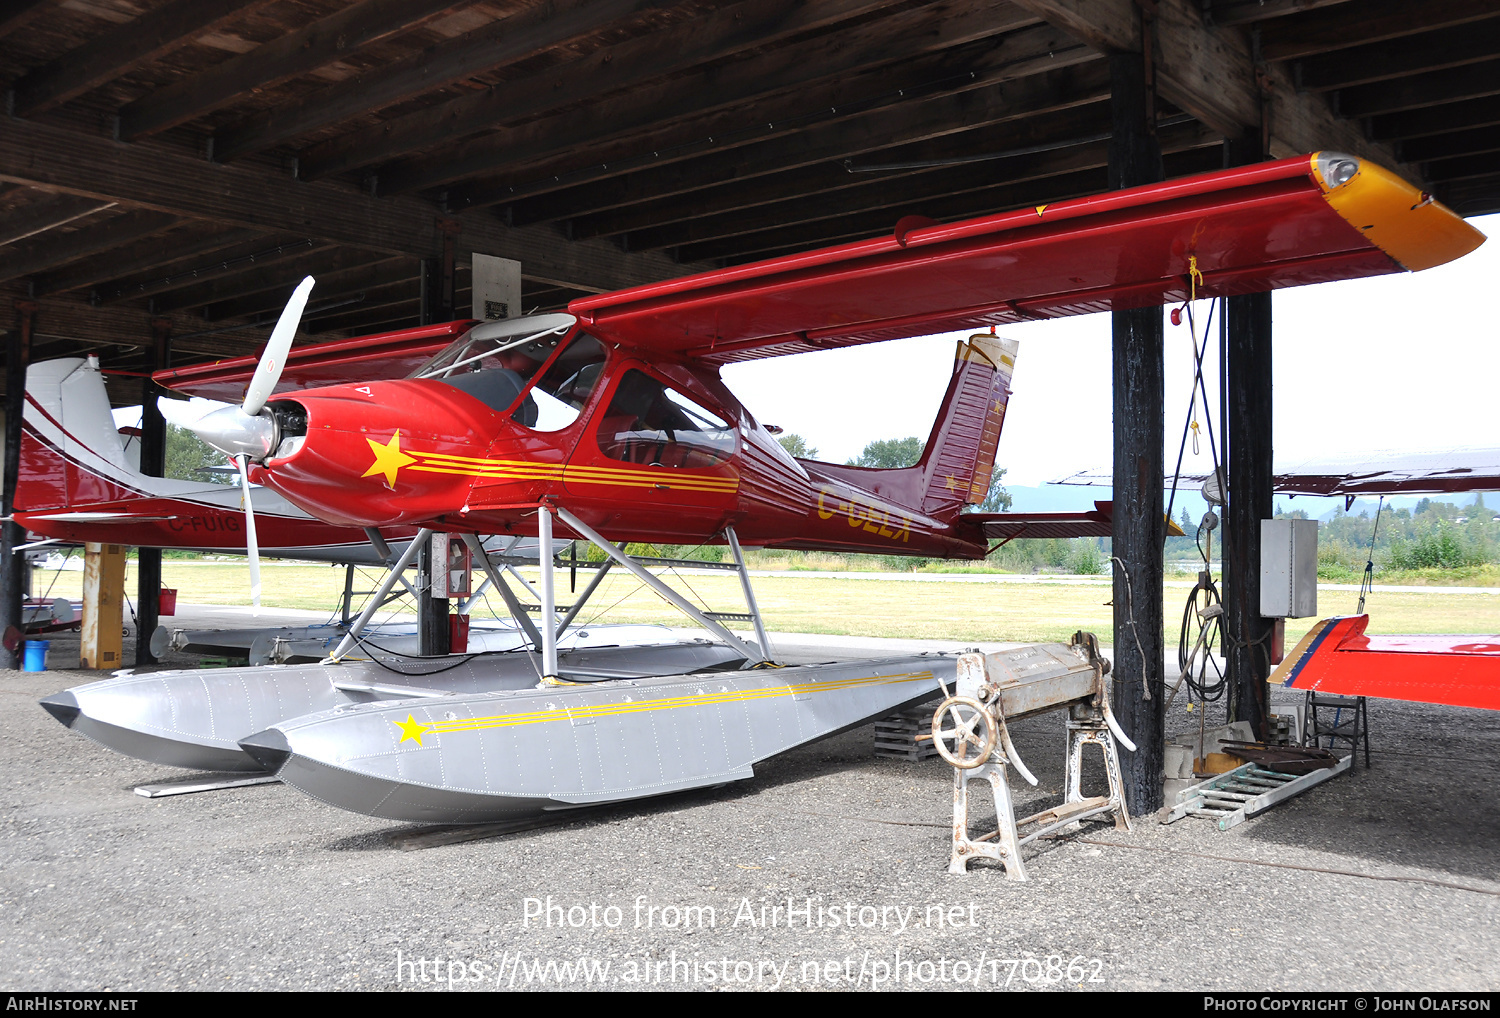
top-left (324, 528), bottom-right (431, 664)
top-left (554, 507), bottom-right (767, 665)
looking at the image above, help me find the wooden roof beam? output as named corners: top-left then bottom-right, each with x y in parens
top-left (1006, 0), bottom-right (1410, 174)
top-left (202, 256), bottom-right (418, 321)
top-left (209, 0), bottom-right (675, 163)
top-left (1422, 153), bottom-right (1500, 187)
top-left (149, 247), bottom-right (388, 314)
top-left (1296, 18), bottom-right (1500, 93)
top-left (91, 234), bottom-right (320, 305)
top-left (689, 146), bottom-right (1221, 264)
top-left (1371, 95), bottom-right (1500, 143)
top-left (635, 119), bottom-right (1216, 255)
top-left (448, 32), bottom-right (1090, 213)
top-left (0, 0), bottom-right (53, 42)
top-left (377, 13), bottom-right (1079, 198)
top-left (33, 226), bottom-right (267, 298)
top-left (1401, 125), bottom-right (1500, 164)
top-left (573, 100), bottom-right (1117, 242)
top-left (301, 0), bottom-right (1007, 184)
top-left (303, 304), bottom-right (421, 336)
top-left (1259, 0), bottom-right (1500, 62)
top-left (8, 0), bottom-right (273, 117)
top-left (0, 290), bottom-right (278, 360)
top-left (117, 0), bottom-right (470, 141)
top-left (0, 193), bottom-right (113, 247)
top-left (1204, 0), bottom-right (1353, 28)
top-left (506, 59), bottom-right (1111, 226)
top-left (1337, 59), bottom-right (1500, 118)
top-left (0, 210), bottom-right (178, 284)
top-left (1434, 171), bottom-right (1500, 217)
top-left (0, 117), bottom-right (707, 293)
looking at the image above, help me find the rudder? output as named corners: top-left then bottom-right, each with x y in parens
top-left (917, 333), bottom-right (1017, 521)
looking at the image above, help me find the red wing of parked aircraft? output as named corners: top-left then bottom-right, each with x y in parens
top-left (1274, 616), bottom-right (1500, 713)
top-left (1055, 449), bottom-right (1500, 502)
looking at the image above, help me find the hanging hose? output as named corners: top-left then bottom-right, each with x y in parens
top-left (1176, 509), bottom-right (1227, 704)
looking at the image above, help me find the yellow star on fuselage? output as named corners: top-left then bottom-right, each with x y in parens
top-left (394, 713), bottom-right (429, 746)
top-left (363, 430), bottom-right (417, 489)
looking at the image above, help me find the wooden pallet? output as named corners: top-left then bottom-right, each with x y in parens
top-left (874, 702), bottom-right (942, 761)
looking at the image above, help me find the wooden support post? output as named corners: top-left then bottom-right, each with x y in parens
top-left (81, 542), bottom-right (127, 669)
top-left (1221, 132), bottom-right (1274, 740)
top-left (417, 532), bottom-right (450, 657)
top-left (1108, 42), bottom-right (1166, 817)
top-left (135, 320), bottom-right (170, 665)
top-left (1224, 292), bottom-right (1274, 738)
top-left (1, 300), bottom-right (35, 669)
top-left (418, 220), bottom-right (459, 325)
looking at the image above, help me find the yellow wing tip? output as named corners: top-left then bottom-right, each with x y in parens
top-left (1310, 151), bottom-right (1487, 272)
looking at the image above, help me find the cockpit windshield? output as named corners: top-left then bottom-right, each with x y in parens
top-left (410, 313), bottom-right (577, 424)
top-left (411, 313), bottom-right (609, 431)
top-left (408, 313), bottom-right (577, 381)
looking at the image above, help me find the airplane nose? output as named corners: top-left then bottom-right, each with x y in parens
top-left (239, 728), bottom-right (293, 772)
top-left (189, 405), bottom-right (277, 460)
top-left (39, 691), bottom-right (80, 728)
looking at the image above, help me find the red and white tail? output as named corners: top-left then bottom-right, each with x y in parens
top-left (804, 334), bottom-right (1016, 524)
top-left (17, 357), bottom-right (151, 511)
top-left (916, 333), bottom-right (1016, 521)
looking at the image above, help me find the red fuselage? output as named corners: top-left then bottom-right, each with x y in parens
top-left (250, 335), bottom-right (988, 558)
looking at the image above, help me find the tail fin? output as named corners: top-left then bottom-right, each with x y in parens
top-left (801, 334), bottom-right (1016, 523)
top-left (916, 333), bottom-right (1017, 520)
top-left (17, 356), bottom-right (148, 510)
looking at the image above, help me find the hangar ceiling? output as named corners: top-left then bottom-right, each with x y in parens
top-left (0, 0), bottom-right (1496, 396)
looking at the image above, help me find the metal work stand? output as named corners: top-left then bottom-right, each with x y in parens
top-left (939, 636), bottom-right (1134, 880)
top-left (1305, 692), bottom-right (1370, 767)
top-left (949, 702), bottom-right (1131, 879)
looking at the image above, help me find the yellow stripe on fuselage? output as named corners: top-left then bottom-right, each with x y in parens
top-left (402, 450), bottom-right (738, 492)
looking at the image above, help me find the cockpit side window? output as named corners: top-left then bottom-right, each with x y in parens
top-left (595, 369), bottom-right (735, 468)
top-left (512, 333), bottom-right (608, 432)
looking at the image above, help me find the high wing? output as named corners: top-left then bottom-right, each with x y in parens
top-left (1055, 448), bottom-right (1500, 499)
top-left (154, 320), bottom-right (474, 403)
top-left (153, 153), bottom-right (1482, 400)
top-left (569, 153), bottom-right (1484, 365)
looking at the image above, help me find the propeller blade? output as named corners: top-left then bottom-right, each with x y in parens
top-left (235, 454), bottom-right (262, 609)
top-left (243, 276), bottom-right (315, 416)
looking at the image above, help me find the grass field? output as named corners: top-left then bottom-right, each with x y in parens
top-left (31, 559), bottom-right (1500, 646)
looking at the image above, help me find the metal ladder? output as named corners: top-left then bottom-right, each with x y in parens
top-left (1162, 755), bottom-right (1351, 831)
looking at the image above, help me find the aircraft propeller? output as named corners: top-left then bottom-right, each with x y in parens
top-left (189, 276), bottom-right (315, 607)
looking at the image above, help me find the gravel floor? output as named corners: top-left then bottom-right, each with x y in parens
top-left (4, 612), bottom-right (1499, 992)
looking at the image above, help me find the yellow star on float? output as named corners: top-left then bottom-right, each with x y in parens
top-left (362, 430), bottom-right (417, 489)
top-left (394, 713), bottom-right (430, 746)
top-left (944, 474), bottom-right (959, 491)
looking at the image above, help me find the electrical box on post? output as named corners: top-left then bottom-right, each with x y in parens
top-left (1260, 519), bottom-right (1318, 618)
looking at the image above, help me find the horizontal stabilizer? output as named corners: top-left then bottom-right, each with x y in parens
top-left (968, 501), bottom-right (1184, 541)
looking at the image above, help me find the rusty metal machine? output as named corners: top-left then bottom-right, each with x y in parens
top-left (932, 632), bottom-right (1135, 879)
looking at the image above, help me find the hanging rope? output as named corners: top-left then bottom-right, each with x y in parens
top-left (1357, 495), bottom-right (1385, 615)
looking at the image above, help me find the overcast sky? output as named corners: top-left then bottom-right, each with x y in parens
top-left (720, 212), bottom-right (1500, 489)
